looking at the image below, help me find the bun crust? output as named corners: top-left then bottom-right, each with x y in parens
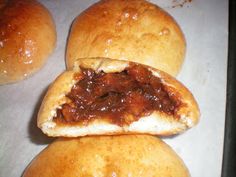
top-left (0, 0), bottom-right (56, 84)
top-left (66, 0), bottom-right (186, 76)
top-left (37, 58), bottom-right (200, 137)
top-left (23, 135), bottom-right (190, 177)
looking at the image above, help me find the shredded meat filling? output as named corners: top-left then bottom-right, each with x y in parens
top-left (53, 64), bottom-right (181, 126)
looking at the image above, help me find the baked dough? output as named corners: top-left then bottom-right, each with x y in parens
top-left (23, 135), bottom-right (190, 177)
top-left (66, 0), bottom-right (186, 76)
top-left (0, 0), bottom-right (56, 84)
top-left (37, 58), bottom-right (200, 137)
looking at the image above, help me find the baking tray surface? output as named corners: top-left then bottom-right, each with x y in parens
top-left (0, 1), bottom-right (228, 177)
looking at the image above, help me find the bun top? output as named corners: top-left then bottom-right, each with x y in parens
top-left (23, 135), bottom-right (190, 177)
top-left (66, 0), bottom-right (186, 76)
top-left (0, 0), bottom-right (56, 84)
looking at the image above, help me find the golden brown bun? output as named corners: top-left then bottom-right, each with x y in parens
top-left (37, 58), bottom-right (200, 137)
top-left (0, 0), bottom-right (56, 85)
top-left (23, 135), bottom-right (190, 177)
top-left (66, 0), bottom-right (186, 76)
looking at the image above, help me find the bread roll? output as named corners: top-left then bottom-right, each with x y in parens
top-left (37, 58), bottom-right (199, 137)
top-left (0, 0), bottom-right (56, 84)
top-left (23, 135), bottom-right (190, 177)
top-left (66, 0), bottom-right (186, 76)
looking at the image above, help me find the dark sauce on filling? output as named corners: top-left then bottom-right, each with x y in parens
top-left (53, 64), bottom-right (181, 126)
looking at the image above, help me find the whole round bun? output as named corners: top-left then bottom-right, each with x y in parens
top-left (66, 0), bottom-right (186, 76)
top-left (23, 135), bottom-right (190, 177)
top-left (0, 0), bottom-right (56, 85)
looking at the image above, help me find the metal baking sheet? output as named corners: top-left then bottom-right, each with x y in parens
top-left (222, 0), bottom-right (236, 176)
top-left (0, 0), bottom-right (228, 176)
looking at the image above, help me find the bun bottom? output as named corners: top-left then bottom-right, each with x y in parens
top-left (23, 135), bottom-right (190, 177)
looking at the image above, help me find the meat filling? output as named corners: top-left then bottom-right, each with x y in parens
top-left (53, 64), bottom-right (181, 126)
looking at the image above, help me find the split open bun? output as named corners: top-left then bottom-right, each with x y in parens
top-left (0, 0), bottom-right (56, 85)
top-left (66, 0), bottom-right (186, 76)
top-left (23, 135), bottom-right (190, 177)
top-left (37, 58), bottom-right (199, 137)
